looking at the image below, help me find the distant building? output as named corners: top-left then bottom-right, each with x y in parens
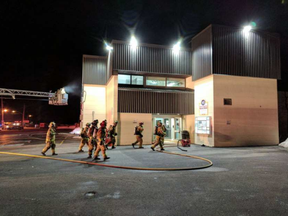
top-left (80, 24), bottom-right (280, 147)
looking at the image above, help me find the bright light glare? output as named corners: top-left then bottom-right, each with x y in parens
top-left (12, 110), bottom-right (15, 113)
top-left (105, 42), bottom-right (113, 51)
top-left (243, 25), bottom-right (252, 34)
top-left (130, 36), bottom-right (138, 48)
top-left (61, 88), bottom-right (66, 94)
top-left (173, 41), bottom-right (181, 54)
top-left (4, 109), bottom-right (8, 112)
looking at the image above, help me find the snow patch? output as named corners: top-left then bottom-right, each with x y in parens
top-left (279, 138), bottom-right (288, 148)
top-left (70, 127), bottom-right (81, 135)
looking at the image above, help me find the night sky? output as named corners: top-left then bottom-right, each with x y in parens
top-left (1, 0), bottom-right (288, 124)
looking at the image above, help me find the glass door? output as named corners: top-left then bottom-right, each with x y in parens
top-left (163, 118), bottom-right (171, 139)
top-left (174, 118), bottom-right (181, 140)
top-left (153, 118), bottom-right (164, 140)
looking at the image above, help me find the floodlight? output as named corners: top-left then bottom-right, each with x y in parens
top-left (243, 25), bottom-right (252, 34)
top-left (105, 43), bottom-right (113, 51)
top-left (130, 35), bottom-right (138, 48)
top-left (173, 41), bottom-right (181, 54)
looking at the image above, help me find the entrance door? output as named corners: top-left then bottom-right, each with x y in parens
top-left (174, 118), bottom-right (181, 140)
top-left (153, 118), bottom-right (163, 140)
top-left (163, 118), bottom-right (171, 139)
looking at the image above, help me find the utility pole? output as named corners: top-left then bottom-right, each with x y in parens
top-left (1, 98), bottom-right (4, 127)
top-left (22, 103), bottom-right (25, 127)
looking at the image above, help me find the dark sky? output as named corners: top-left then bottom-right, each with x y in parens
top-left (1, 0), bottom-right (288, 124)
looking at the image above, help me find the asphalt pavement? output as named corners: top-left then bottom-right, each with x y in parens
top-left (0, 131), bottom-right (288, 216)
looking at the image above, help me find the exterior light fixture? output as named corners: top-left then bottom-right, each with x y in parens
top-left (4, 109), bottom-right (8, 112)
top-left (172, 41), bottom-right (181, 54)
top-left (105, 43), bottom-right (113, 51)
top-left (243, 25), bottom-right (252, 34)
top-left (130, 35), bottom-right (138, 48)
top-left (12, 110), bottom-right (15, 113)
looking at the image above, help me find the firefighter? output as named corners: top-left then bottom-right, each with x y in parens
top-left (151, 121), bottom-right (165, 151)
top-left (94, 120), bottom-right (110, 161)
top-left (132, 122), bottom-right (144, 149)
top-left (106, 121), bottom-right (118, 149)
top-left (87, 120), bottom-right (98, 158)
top-left (41, 122), bottom-right (57, 156)
top-left (160, 124), bottom-right (167, 148)
top-left (78, 123), bottom-right (90, 153)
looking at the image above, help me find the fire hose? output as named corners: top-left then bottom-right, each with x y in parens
top-left (0, 150), bottom-right (213, 171)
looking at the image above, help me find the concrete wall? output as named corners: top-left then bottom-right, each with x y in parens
top-left (82, 84), bottom-right (106, 127)
top-left (213, 75), bottom-right (279, 147)
top-left (106, 75), bottom-right (118, 127)
top-left (119, 113), bottom-right (152, 145)
top-left (194, 75), bottom-right (214, 146)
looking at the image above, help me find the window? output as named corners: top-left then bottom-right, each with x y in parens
top-left (146, 77), bottom-right (166, 86)
top-left (131, 75), bottom-right (143, 85)
top-left (118, 74), bottom-right (131, 84)
top-left (167, 78), bottom-right (185, 87)
top-left (224, 98), bottom-right (232, 105)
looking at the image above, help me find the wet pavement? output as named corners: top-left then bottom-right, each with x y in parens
top-left (0, 131), bottom-right (288, 216)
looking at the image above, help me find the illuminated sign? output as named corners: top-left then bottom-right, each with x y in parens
top-left (199, 100), bottom-right (208, 115)
top-left (195, 116), bottom-right (211, 134)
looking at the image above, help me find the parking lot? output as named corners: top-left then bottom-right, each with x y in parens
top-left (1, 131), bottom-right (288, 216)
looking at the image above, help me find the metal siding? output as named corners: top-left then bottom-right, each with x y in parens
top-left (112, 43), bottom-right (192, 75)
top-left (191, 25), bottom-right (213, 81)
top-left (118, 89), bottom-right (194, 115)
top-left (83, 56), bottom-right (107, 85)
top-left (212, 25), bottom-right (281, 79)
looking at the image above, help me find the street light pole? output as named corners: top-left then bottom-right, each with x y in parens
top-left (22, 104), bottom-right (25, 127)
top-left (1, 98), bottom-right (4, 127)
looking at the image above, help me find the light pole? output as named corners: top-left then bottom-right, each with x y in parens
top-left (1, 98), bottom-right (4, 127)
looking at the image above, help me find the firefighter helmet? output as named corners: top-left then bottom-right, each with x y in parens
top-left (92, 119), bottom-right (98, 126)
top-left (49, 122), bottom-right (56, 128)
top-left (100, 120), bottom-right (106, 128)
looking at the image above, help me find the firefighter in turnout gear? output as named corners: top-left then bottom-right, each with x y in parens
top-left (151, 121), bottom-right (165, 151)
top-left (106, 121), bottom-right (118, 149)
top-left (94, 120), bottom-right (110, 161)
top-left (132, 122), bottom-right (144, 149)
top-left (41, 122), bottom-right (57, 156)
top-left (87, 120), bottom-right (98, 158)
top-left (78, 123), bottom-right (90, 152)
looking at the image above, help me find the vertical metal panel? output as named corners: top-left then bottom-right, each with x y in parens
top-left (82, 56), bottom-right (107, 85)
top-left (212, 25), bottom-right (281, 79)
top-left (112, 42), bottom-right (192, 75)
top-left (118, 89), bottom-right (194, 115)
top-left (191, 25), bottom-right (213, 81)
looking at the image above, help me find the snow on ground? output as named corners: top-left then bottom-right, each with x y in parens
top-left (279, 138), bottom-right (288, 148)
top-left (70, 127), bottom-right (81, 135)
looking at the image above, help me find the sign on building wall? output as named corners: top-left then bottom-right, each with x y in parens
top-left (199, 100), bottom-right (208, 115)
top-left (195, 116), bottom-right (211, 134)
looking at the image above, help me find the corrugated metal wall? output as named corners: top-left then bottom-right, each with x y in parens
top-left (118, 88), bottom-right (194, 114)
top-left (112, 42), bottom-right (192, 75)
top-left (191, 25), bottom-right (281, 81)
top-left (82, 56), bottom-right (107, 85)
top-left (212, 25), bottom-right (281, 79)
top-left (192, 25), bottom-right (213, 81)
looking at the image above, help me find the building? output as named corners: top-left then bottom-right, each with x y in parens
top-left (80, 24), bottom-right (281, 147)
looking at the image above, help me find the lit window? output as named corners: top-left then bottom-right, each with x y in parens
top-left (146, 77), bottom-right (166, 86)
top-left (167, 78), bottom-right (185, 87)
top-left (118, 74), bottom-right (131, 84)
top-left (132, 75), bottom-right (143, 85)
